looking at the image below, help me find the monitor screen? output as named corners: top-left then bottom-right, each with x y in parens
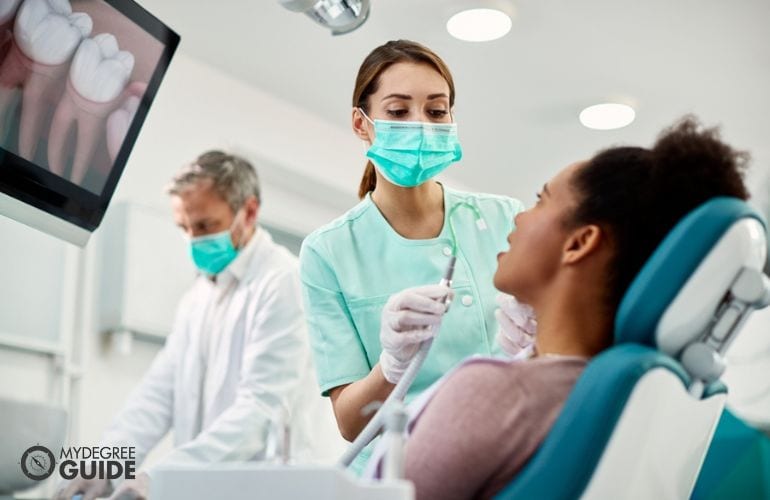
top-left (0, 0), bottom-right (179, 245)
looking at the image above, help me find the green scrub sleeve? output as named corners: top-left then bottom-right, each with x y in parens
top-left (299, 240), bottom-right (372, 396)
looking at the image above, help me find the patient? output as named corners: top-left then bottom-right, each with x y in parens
top-left (397, 117), bottom-right (750, 499)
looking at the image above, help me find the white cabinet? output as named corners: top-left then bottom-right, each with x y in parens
top-left (98, 202), bottom-right (195, 340)
top-left (0, 215), bottom-right (68, 344)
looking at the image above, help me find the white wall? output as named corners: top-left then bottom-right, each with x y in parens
top-left (111, 52), bottom-right (361, 225)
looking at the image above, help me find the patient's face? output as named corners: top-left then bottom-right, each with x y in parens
top-left (494, 162), bottom-right (584, 302)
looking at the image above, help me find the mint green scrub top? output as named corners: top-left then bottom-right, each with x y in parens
top-left (299, 186), bottom-right (525, 473)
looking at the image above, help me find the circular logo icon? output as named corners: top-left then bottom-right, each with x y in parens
top-left (20, 445), bottom-right (56, 481)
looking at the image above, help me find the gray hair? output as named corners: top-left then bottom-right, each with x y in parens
top-left (166, 150), bottom-right (261, 211)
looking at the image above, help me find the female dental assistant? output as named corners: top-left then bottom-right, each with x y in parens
top-left (299, 40), bottom-right (528, 473)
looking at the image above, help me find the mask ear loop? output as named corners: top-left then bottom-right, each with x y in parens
top-left (358, 107), bottom-right (375, 125)
top-left (358, 107), bottom-right (375, 147)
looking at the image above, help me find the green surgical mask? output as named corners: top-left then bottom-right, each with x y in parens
top-left (188, 213), bottom-right (243, 275)
top-left (360, 109), bottom-right (463, 187)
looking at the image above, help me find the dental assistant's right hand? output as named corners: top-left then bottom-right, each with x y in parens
top-left (379, 284), bottom-right (454, 384)
top-left (54, 477), bottom-right (112, 500)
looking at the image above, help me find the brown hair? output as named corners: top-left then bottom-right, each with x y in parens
top-left (352, 40), bottom-right (456, 199)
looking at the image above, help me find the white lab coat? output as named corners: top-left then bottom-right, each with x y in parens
top-left (100, 228), bottom-right (343, 475)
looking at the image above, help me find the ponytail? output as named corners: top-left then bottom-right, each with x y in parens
top-left (358, 161), bottom-right (377, 199)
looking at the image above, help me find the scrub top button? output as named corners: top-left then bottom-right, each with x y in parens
top-left (462, 295), bottom-right (473, 306)
top-left (442, 246), bottom-right (452, 257)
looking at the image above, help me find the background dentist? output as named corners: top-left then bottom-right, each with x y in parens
top-left (56, 151), bottom-right (330, 499)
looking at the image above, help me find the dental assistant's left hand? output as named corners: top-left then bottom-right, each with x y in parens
top-left (107, 472), bottom-right (150, 500)
top-left (495, 293), bottom-right (537, 357)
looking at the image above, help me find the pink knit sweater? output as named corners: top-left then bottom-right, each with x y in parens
top-left (403, 356), bottom-right (587, 500)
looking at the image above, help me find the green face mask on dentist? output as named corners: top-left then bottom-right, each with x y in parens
top-left (188, 211), bottom-right (244, 275)
top-left (360, 108), bottom-right (463, 187)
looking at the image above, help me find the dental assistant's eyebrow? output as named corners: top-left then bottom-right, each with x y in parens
top-left (382, 93), bottom-right (412, 101)
top-left (381, 93), bottom-right (449, 101)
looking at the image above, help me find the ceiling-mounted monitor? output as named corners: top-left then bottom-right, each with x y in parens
top-left (0, 0), bottom-right (179, 245)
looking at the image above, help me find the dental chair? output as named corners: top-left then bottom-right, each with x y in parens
top-left (496, 197), bottom-right (769, 499)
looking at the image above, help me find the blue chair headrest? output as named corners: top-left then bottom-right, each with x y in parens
top-left (614, 197), bottom-right (766, 348)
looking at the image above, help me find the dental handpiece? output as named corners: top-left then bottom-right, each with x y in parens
top-left (338, 256), bottom-right (456, 467)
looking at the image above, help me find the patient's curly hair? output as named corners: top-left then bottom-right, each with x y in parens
top-left (569, 116), bottom-right (750, 312)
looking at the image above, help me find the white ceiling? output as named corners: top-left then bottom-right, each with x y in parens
top-left (140, 0), bottom-right (770, 206)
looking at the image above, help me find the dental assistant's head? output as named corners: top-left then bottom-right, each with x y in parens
top-left (167, 151), bottom-right (261, 274)
top-left (494, 116), bottom-right (750, 355)
top-left (351, 40), bottom-right (458, 198)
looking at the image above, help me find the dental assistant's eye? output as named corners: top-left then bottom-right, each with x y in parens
top-left (386, 109), bottom-right (408, 117)
top-left (428, 109), bottom-right (449, 118)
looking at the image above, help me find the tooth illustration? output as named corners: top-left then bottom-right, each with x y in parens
top-left (47, 33), bottom-right (134, 186)
top-left (0, 0), bottom-right (91, 161)
top-left (0, 0), bottom-right (22, 27)
top-left (14, 0), bottom-right (91, 65)
top-left (106, 93), bottom-right (139, 162)
top-left (70, 33), bottom-right (133, 102)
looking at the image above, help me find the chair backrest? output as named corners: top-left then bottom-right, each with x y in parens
top-left (496, 198), bottom-right (768, 499)
top-left (615, 198), bottom-right (767, 356)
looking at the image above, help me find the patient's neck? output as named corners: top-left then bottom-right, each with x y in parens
top-left (531, 277), bottom-right (612, 359)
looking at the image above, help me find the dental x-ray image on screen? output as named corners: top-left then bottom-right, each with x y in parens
top-left (0, 0), bottom-right (178, 245)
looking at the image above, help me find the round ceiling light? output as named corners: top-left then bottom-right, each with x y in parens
top-left (447, 8), bottom-right (512, 42)
top-left (579, 103), bottom-right (636, 130)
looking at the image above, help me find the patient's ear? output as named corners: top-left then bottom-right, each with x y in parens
top-left (562, 224), bottom-right (604, 265)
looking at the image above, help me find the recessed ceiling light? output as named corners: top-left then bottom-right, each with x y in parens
top-left (447, 8), bottom-right (512, 42)
top-left (579, 103), bottom-right (636, 130)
